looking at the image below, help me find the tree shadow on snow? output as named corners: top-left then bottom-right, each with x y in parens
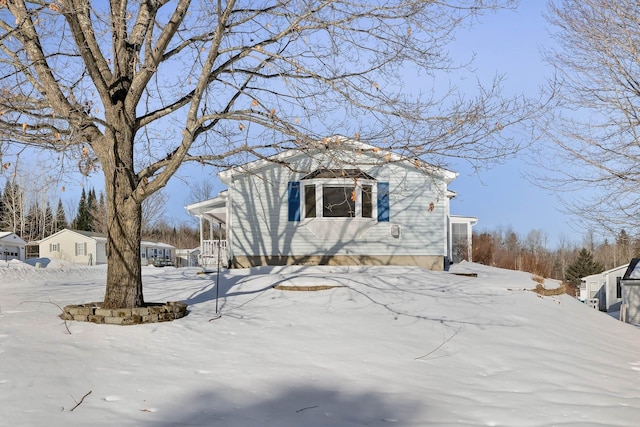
top-left (182, 270), bottom-right (271, 307)
top-left (181, 266), bottom-right (521, 328)
top-left (137, 383), bottom-right (422, 427)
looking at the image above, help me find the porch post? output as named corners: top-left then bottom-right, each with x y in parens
top-left (199, 215), bottom-right (204, 249)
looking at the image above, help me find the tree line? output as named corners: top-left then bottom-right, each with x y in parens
top-left (0, 181), bottom-right (68, 242)
top-left (471, 226), bottom-right (637, 290)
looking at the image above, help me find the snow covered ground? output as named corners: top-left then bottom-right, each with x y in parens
top-left (1, 260), bottom-right (640, 426)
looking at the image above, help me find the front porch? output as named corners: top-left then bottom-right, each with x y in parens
top-left (185, 191), bottom-right (232, 272)
top-left (200, 239), bottom-right (231, 272)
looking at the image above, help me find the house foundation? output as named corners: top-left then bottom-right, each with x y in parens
top-left (232, 254), bottom-right (446, 270)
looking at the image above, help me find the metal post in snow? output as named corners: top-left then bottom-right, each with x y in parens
top-left (215, 221), bottom-right (221, 314)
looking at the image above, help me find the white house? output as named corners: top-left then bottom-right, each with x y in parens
top-left (186, 136), bottom-right (476, 271)
top-left (39, 229), bottom-right (175, 266)
top-left (141, 241), bottom-right (176, 266)
top-left (579, 264), bottom-right (628, 312)
top-left (0, 232), bottom-right (27, 261)
top-left (39, 229), bottom-right (107, 265)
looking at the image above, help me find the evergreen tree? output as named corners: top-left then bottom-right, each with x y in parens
top-left (87, 188), bottom-right (97, 231)
top-left (565, 248), bottom-right (604, 286)
top-left (92, 192), bottom-right (107, 233)
top-left (74, 188), bottom-right (90, 231)
top-left (54, 199), bottom-right (67, 233)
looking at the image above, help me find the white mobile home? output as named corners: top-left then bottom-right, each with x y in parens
top-left (580, 264), bottom-right (628, 312)
top-left (186, 136), bottom-right (476, 271)
top-left (39, 229), bottom-right (107, 265)
top-left (39, 229), bottom-right (175, 266)
top-left (141, 241), bottom-right (176, 266)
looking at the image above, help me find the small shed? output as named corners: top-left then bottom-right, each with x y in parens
top-left (175, 247), bottom-right (200, 267)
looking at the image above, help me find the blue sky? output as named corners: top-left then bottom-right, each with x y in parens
top-left (445, 2), bottom-right (585, 247)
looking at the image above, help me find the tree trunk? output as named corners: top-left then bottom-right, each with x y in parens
top-left (99, 111), bottom-right (144, 308)
top-left (102, 176), bottom-right (144, 309)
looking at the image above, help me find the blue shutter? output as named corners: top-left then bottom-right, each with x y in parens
top-left (288, 181), bottom-right (301, 222)
top-left (377, 182), bottom-right (389, 222)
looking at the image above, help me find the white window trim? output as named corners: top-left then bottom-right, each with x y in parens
top-left (302, 178), bottom-right (377, 221)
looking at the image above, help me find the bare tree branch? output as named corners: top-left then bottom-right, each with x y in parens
top-left (538, 0), bottom-right (640, 236)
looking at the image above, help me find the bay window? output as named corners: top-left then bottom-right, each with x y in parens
top-left (288, 169), bottom-right (389, 223)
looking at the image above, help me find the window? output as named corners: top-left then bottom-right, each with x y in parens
top-left (75, 242), bottom-right (87, 256)
top-left (291, 169), bottom-right (385, 220)
top-left (362, 185), bottom-right (372, 218)
top-left (617, 277), bottom-right (622, 299)
top-left (49, 243), bottom-right (59, 252)
top-left (323, 186), bottom-right (355, 217)
top-left (304, 185), bottom-right (316, 218)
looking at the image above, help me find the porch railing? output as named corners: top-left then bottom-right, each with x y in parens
top-left (199, 239), bottom-right (230, 271)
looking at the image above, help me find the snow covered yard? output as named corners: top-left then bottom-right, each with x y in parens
top-left (1, 260), bottom-right (640, 426)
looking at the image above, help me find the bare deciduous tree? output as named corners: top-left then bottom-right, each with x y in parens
top-left (141, 190), bottom-right (167, 232)
top-left (541, 0), bottom-right (640, 236)
top-left (0, 0), bottom-right (535, 308)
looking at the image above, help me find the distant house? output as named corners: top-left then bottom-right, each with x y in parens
top-left (186, 136), bottom-right (477, 272)
top-left (141, 241), bottom-right (176, 266)
top-left (39, 229), bottom-right (107, 265)
top-left (0, 232), bottom-right (26, 261)
top-left (38, 229), bottom-right (175, 266)
top-left (580, 264), bottom-right (628, 312)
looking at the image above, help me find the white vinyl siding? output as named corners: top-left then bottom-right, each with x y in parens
top-left (228, 151), bottom-right (448, 260)
top-left (39, 230), bottom-right (107, 265)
